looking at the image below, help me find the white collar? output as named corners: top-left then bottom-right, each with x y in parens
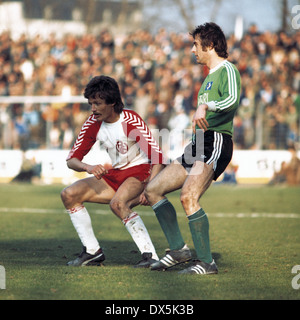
top-left (209, 60), bottom-right (227, 74)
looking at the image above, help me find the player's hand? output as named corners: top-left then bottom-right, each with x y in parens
top-left (139, 192), bottom-right (150, 206)
top-left (86, 164), bottom-right (108, 180)
top-left (192, 104), bottom-right (209, 133)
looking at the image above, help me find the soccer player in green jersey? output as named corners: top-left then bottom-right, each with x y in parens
top-left (145, 22), bottom-right (241, 275)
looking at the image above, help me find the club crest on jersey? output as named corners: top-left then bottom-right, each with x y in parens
top-left (116, 140), bottom-right (128, 154)
top-left (205, 82), bottom-right (213, 91)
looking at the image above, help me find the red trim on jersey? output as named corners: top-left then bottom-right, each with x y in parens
top-left (122, 109), bottom-right (164, 164)
top-left (67, 115), bottom-right (101, 161)
top-left (66, 110), bottom-right (165, 165)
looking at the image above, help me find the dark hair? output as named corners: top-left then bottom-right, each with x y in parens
top-left (84, 75), bottom-right (124, 114)
top-left (190, 22), bottom-right (228, 58)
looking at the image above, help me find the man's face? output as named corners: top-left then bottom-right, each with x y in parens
top-left (191, 36), bottom-right (210, 65)
top-left (88, 97), bottom-right (118, 123)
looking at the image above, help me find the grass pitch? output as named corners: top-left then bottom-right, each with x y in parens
top-left (0, 183), bottom-right (299, 301)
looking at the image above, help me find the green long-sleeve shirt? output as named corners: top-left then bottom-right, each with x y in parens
top-left (196, 60), bottom-right (241, 136)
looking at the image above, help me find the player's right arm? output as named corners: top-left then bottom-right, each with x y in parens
top-left (67, 158), bottom-right (108, 180)
top-left (66, 115), bottom-right (105, 179)
top-left (192, 104), bottom-right (209, 132)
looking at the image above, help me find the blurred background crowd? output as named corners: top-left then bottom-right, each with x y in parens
top-left (0, 24), bottom-right (300, 152)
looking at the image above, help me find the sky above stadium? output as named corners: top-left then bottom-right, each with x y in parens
top-left (145, 0), bottom-right (300, 35)
top-left (216, 0), bottom-right (299, 34)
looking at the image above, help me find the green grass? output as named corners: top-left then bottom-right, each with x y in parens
top-left (0, 183), bottom-right (300, 300)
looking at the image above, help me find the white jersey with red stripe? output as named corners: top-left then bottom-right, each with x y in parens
top-left (67, 109), bottom-right (164, 169)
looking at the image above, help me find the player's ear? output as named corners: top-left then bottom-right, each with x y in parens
top-left (112, 102), bottom-right (119, 113)
top-left (207, 42), bottom-right (214, 52)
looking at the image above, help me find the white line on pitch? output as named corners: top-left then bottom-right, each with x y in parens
top-left (0, 207), bottom-right (299, 219)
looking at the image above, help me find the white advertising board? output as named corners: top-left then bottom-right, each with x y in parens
top-left (0, 149), bottom-right (297, 184)
top-left (231, 150), bottom-right (293, 184)
top-left (0, 150), bottom-right (23, 182)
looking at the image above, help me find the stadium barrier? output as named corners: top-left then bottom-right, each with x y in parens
top-left (231, 149), bottom-right (293, 184)
top-left (0, 147), bottom-right (296, 185)
top-left (0, 96), bottom-right (297, 185)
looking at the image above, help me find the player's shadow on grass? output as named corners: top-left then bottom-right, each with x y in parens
top-left (0, 238), bottom-right (159, 267)
top-left (0, 238), bottom-right (222, 268)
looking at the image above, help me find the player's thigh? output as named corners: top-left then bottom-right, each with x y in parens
top-left (112, 177), bottom-right (144, 204)
top-left (64, 176), bottom-right (115, 205)
top-left (146, 160), bottom-right (187, 197)
top-left (109, 177), bottom-right (144, 218)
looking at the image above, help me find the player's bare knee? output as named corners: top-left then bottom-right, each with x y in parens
top-left (61, 186), bottom-right (75, 206)
top-left (144, 184), bottom-right (157, 205)
top-left (110, 198), bottom-right (126, 215)
top-left (60, 187), bottom-right (68, 203)
top-left (180, 192), bottom-right (189, 210)
top-left (143, 186), bottom-right (150, 201)
top-left (180, 190), bottom-right (197, 212)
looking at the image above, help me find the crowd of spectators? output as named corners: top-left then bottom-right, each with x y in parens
top-left (0, 24), bottom-right (300, 153)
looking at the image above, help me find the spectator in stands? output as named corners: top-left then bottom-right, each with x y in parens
top-left (0, 27), bottom-right (299, 153)
top-left (269, 146), bottom-right (300, 185)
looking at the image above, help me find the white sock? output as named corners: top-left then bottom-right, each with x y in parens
top-left (67, 205), bottom-right (100, 255)
top-left (123, 212), bottom-right (159, 260)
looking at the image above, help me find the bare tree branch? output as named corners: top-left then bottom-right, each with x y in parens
top-left (210, 0), bottom-right (222, 22)
top-left (173, 0), bottom-right (195, 31)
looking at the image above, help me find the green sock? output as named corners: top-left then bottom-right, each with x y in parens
top-left (188, 208), bottom-right (213, 264)
top-left (152, 198), bottom-right (185, 250)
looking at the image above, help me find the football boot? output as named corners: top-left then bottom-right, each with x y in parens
top-left (134, 252), bottom-right (158, 268)
top-left (178, 259), bottom-right (218, 275)
top-left (150, 244), bottom-right (191, 271)
top-left (67, 247), bottom-right (105, 266)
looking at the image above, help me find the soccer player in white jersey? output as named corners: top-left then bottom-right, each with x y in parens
top-left (61, 75), bottom-right (165, 267)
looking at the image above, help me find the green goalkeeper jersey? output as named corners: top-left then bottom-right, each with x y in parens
top-left (197, 60), bottom-right (241, 136)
